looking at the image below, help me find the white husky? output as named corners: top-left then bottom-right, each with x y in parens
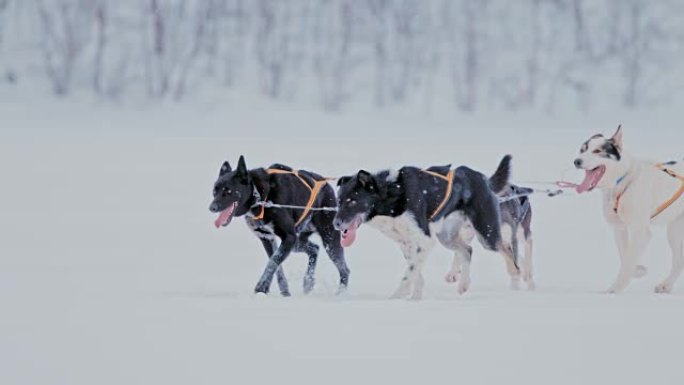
top-left (574, 125), bottom-right (684, 293)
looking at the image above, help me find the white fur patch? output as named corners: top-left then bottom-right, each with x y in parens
top-left (369, 213), bottom-right (431, 248)
top-left (501, 223), bottom-right (513, 245)
top-left (370, 213), bottom-right (435, 299)
top-left (386, 169), bottom-right (400, 183)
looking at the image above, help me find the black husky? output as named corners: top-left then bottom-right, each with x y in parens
top-left (209, 156), bottom-right (350, 296)
top-left (333, 155), bottom-right (519, 299)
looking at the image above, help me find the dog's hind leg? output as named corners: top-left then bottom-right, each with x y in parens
top-left (254, 234), bottom-right (296, 294)
top-left (520, 209), bottom-right (535, 290)
top-left (446, 244), bottom-right (472, 295)
top-left (502, 223), bottom-right (521, 290)
top-left (296, 233), bottom-right (320, 294)
top-left (521, 235), bottom-right (535, 290)
top-left (656, 218), bottom-right (684, 293)
top-left (492, 240), bottom-right (522, 285)
top-left (439, 224), bottom-right (474, 295)
top-left (467, 205), bottom-right (521, 278)
top-left (258, 238), bottom-right (291, 297)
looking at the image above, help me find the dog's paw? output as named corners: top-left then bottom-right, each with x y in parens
top-left (302, 276), bottom-right (315, 295)
top-left (655, 282), bottom-right (673, 294)
top-left (604, 287), bottom-right (623, 294)
top-left (280, 290), bottom-right (292, 297)
top-left (336, 284), bottom-right (348, 296)
top-left (390, 289), bottom-right (409, 300)
top-left (445, 271), bottom-right (459, 284)
top-left (522, 270), bottom-right (533, 282)
top-left (526, 280), bottom-right (537, 291)
top-left (254, 282), bottom-right (271, 295)
top-left (510, 277), bottom-right (521, 291)
top-left (457, 280), bottom-right (470, 295)
top-left (409, 292), bottom-right (423, 301)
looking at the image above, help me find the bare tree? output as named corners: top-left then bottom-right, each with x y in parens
top-left (37, 0), bottom-right (94, 95)
top-left (1, 0), bottom-right (681, 110)
top-left (92, 0), bottom-right (106, 94)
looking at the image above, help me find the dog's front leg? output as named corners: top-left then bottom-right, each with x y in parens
top-left (390, 242), bottom-right (416, 299)
top-left (391, 240), bottom-right (433, 300)
top-left (608, 225), bottom-right (651, 293)
top-left (613, 226), bottom-right (629, 261)
top-left (408, 247), bottom-right (431, 300)
top-left (258, 238), bottom-right (291, 297)
top-left (254, 235), bottom-right (296, 294)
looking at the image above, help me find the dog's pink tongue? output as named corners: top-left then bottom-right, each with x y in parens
top-left (214, 206), bottom-right (234, 228)
top-left (577, 169), bottom-right (601, 194)
top-left (340, 223), bottom-right (359, 248)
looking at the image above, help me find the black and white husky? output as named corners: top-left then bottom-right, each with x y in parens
top-left (209, 156), bottom-right (350, 296)
top-left (574, 126), bottom-right (684, 293)
top-left (333, 156), bottom-right (520, 299)
top-left (444, 183), bottom-right (536, 290)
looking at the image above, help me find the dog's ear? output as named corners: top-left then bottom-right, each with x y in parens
top-left (610, 124), bottom-right (623, 151)
top-left (219, 161), bottom-right (232, 177)
top-left (357, 170), bottom-right (376, 191)
top-left (236, 155), bottom-right (249, 181)
top-left (337, 176), bottom-right (352, 187)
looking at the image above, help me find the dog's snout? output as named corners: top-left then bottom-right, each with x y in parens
top-left (209, 203), bottom-right (219, 213)
top-left (574, 158), bottom-right (583, 168)
top-left (333, 218), bottom-right (343, 231)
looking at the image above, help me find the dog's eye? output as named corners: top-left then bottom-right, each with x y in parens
top-left (349, 200), bottom-right (357, 206)
top-left (223, 189), bottom-right (232, 196)
top-left (593, 149), bottom-right (602, 154)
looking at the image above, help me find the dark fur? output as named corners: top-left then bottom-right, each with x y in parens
top-left (209, 156), bottom-right (350, 295)
top-left (580, 134), bottom-right (621, 161)
top-left (334, 155), bottom-right (513, 255)
top-left (498, 184), bottom-right (533, 265)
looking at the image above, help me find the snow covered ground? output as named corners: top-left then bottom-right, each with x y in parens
top-left (2, 97), bottom-right (684, 384)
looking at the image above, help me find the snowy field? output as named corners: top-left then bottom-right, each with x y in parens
top-left (2, 98), bottom-right (684, 384)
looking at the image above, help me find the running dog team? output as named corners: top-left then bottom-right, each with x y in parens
top-left (209, 126), bottom-right (684, 297)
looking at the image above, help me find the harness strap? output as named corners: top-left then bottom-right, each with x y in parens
top-left (613, 188), bottom-right (628, 215)
top-left (421, 169), bottom-right (455, 220)
top-left (254, 169), bottom-right (331, 226)
top-left (613, 164), bottom-right (684, 219)
top-left (651, 164), bottom-right (684, 219)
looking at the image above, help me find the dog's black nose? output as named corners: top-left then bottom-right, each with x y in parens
top-left (574, 158), bottom-right (583, 168)
top-left (209, 203), bottom-right (219, 213)
top-left (333, 218), bottom-right (343, 231)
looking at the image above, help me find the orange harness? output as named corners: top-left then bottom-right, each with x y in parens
top-left (613, 163), bottom-right (684, 219)
top-left (421, 169), bottom-right (456, 220)
top-left (253, 169), bottom-right (332, 226)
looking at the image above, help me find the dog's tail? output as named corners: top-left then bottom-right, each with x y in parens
top-left (489, 155), bottom-right (512, 194)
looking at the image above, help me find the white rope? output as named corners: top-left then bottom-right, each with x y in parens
top-left (253, 201), bottom-right (339, 212)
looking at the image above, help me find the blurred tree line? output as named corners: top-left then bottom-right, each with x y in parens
top-left (1, 0), bottom-right (682, 111)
